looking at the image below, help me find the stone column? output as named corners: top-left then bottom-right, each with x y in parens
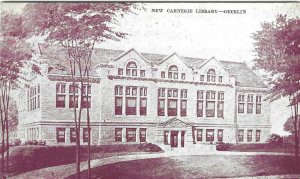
top-left (168, 130), bottom-right (171, 145)
top-left (136, 128), bottom-right (140, 143)
top-left (122, 128), bottom-right (126, 142)
top-left (194, 129), bottom-right (197, 144)
top-left (178, 131), bottom-right (182, 148)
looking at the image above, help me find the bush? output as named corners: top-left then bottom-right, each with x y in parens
top-left (13, 139), bottom-right (22, 146)
top-left (267, 134), bottom-right (283, 145)
top-left (138, 143), bottom-right (163, 152)
top-left (216, 142), bottom-right (231, 151)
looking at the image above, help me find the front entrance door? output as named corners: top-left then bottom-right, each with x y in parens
top-left (171, 131), bottom-right (178, 148)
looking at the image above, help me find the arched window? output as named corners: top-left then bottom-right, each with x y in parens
top-left (126, 61), bottom-right (137, 76)
top-left (207, 69), bottom-right (216, 82)
top-left (168, 65), bottom-right (178, 79)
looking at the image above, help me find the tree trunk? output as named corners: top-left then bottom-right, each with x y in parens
top-left (294, 103), bottom-right (299, 162)
top-left (5, 119), bottom-right (9, 173)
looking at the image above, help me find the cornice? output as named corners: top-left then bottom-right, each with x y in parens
top-left (107, 75), bottom-right (233, 87)
top-left (48, 74), bottom-right (100, 83)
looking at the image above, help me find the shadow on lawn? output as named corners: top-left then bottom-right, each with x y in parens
top-left (66, 155), bottom-right (300, 179)
top-left (2, 143), bottom-right (162, 177)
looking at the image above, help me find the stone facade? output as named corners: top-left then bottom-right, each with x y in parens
top-left (17, 47), bottom-right (271, 148)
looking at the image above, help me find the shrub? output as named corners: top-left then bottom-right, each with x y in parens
top-left (267, 133), bottom-right (283, 145)
top-left (13, 139), bottom-right (22, 146)
top-left (138, 143), bottom-right (163, 152)
top-left (216, 142), bottom-right (231, 151)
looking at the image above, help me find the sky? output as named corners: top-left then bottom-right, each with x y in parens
top-left (2, 2), bottom-right (299, 135)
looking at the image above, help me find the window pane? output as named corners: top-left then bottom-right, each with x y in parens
top-left (206, 129), bottom-right (214, 142)
top-left (238, 103), bottom-right (244, 113)
top-left (206, 101), bottom-right (215, 117)
top-left (161, 71), bottom-right (165, 78)
top-left (126, 128), bottom-right (136, 142)
top-left (238, 130), bottom-right (244, 142)
top-left (256, 104), bottom-right (261, 114)
top-left (247, 103), bottom-right (253, 113)
top-left (218, 129), bottom-right (223, 142)
top-left (197, 129), bottom-right (203, 141)
top-left (141, 98), bottom-right (147, 107)
top-left (197, 101), bottom-right (203, 117)
top-left (118, 68), bottom-right (123, 75)
top-left (115, 128), bottom-right (122, 142)
top-left (247, 130), bottom-right (253, 142)
top-left (127, 98), bottom-right (136, 107)
top-left (173, 90), bottom-right (178, 97)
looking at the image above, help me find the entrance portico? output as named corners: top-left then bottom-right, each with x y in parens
top-left (156, 117), bottom-right (192, 148)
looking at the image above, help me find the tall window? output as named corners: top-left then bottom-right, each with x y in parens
top-left (56, 83), bottom-right (66, 108)
top-left (115, 128), bottom-right (122, 142)
top-left (238, 94), bottom-right (245, 113)
top-left (126, 128), bottom-right (136, 142)
top-left (28, 85), bottom-right (40, 111)
top-left (197, 91), bottom-right (204, 117)
top-left (115, 86), bottom-right (123, 115)
top-left (180, 89), bottom-right (187, 117)
top-left (247, 130), bottom-right (253, 142)
top-left (238, 130), bottom-right (244, 142)
top-left (247, 94), bottom-right (254, 114)
top-left (218, 129), bottom-right (223, 142)
top-left (217, 92), bottom-right (224, 118)
top-left (167, 89), bottom-right (178, 116)
top-left (256, 95), bottom-right (262, 114)
top-left (69, 84), bottom-right (79, 108)
top-left (70, 128), bottom-right (76, 143)
top-left (207, 69), bottom-right (216, 82)
top-left (197, 129), bottom-right (203, 141)
top-left (158, 88), bottom-right (165, 116)
top-left (168, 65), bottom-right (178, 79)
top-left (56, 128), bottom-right (65, 143)
top-left (256, 130), bottom-right (261, 142)
top-left (206, 91), bottom-right (216, 117)
top-left (206, 129), bottom-right (214, 142)
top-left (126, 61), bottom-right (137, 76)
top-left (83, 128), bottom-right (89, 143)
top-left (126, 86), bottom-right (137, 115)
top-left (140, 87), bottom-right (147, 116)
top-left (81, 85), bottom-right (91, 108)
top-left (140, 128), bottom-right (146, 142)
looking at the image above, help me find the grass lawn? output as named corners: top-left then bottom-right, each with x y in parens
top-left (226, 143), bottom-right (295, 153)
top-left (67, 155), bottom-right (300, 179)
top-left (1, 143), bottom-right (162, 177)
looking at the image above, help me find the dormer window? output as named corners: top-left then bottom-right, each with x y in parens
top-left (207, 69), bottom-right (216, 82)
top-left (126, 61), bottom-right (137, 76)
top-left (168, 65), bottom-right (178, 79)
top-left (219, 76), bottom-right (223, 83)
top-left (200, 75), bottom-right (204, 81)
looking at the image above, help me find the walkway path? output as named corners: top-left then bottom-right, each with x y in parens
top-left (10, 149), bottom-right (296, 179)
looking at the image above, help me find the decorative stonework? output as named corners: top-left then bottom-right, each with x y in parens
top-left (48, 75), bottom-right (100, 83)
top-left (107, 75), bottom-right (233, 87)
top-left (159, 117), bottom-right (190, 128)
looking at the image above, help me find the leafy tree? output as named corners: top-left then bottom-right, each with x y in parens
top-left (252, 14), bottom-right (300, 161)
top-left (23, 3), bottom-right (138, 178)
top-left (0, 11), bottom-right (33, 175)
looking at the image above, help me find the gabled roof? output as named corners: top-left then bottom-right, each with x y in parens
top-left (38, 45), bottom-right (267, 88)
top-left (158, 117), bottom-right (190, 128)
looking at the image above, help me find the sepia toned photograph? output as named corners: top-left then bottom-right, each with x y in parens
top-left (0, 2), bottom-right (300, 179)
